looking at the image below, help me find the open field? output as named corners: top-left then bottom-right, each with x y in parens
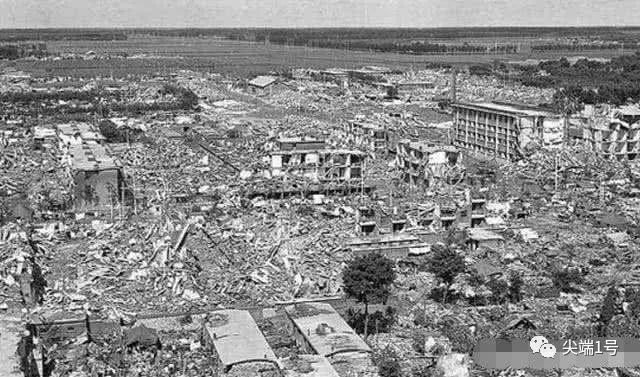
top-left (7, 36), bottom-right (637, 78)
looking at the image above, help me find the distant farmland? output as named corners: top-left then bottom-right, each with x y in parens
top-left (9, 36), bottom-right (637, 78)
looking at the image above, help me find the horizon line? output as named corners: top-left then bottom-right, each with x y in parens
top-left (1, 25), bottom-right (640, 31)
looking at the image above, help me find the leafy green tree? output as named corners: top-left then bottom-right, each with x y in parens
top-left (440, 317), bottom-right (475, 354)
top-left (425, 244), bottom-right (465, 303)
top-left (343, 253), bottom-right (396, 339)
top-left (386, 85), bottom-right (399, 99)
top-left (599, 285), bottom-right (618, 336)
top-left (508, 273), bottom-right (524, 303)
top-left (550, 266), bottom-right (583, 294)
top-left (487, 279), bottom-right (509, 305)
top-left (625, 288), bottom-right (640, 320)
top-left (374, 346), bottom-right (402, 377)
top-left (600, 286), bottom-right (618, 323)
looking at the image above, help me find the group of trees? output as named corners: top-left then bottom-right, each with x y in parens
top-left (310, 40), bottom-right (498, 55)
top-left (532, 43), bottom-right (635, 52)
top-left (0, 43), bottom-right (48, 60)
top-left (596, 285), bottom-right (640, 338)
top-left (342, 242), bottom-right (527, 376)
top-left (0, 89), bottom-right (102, 103)
top-left (521, 53), bottom-right (640, 106)
top-left (0, 84), bottom-right (198, 116)
top-left (98, 120), bottom-right (144, 143)
top-left (0, 30), bottom-right (126, 42)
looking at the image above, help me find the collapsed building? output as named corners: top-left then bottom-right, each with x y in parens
top-left (56, 123), bottom-right (124, 210)
top-left (32, 126), bottom-right (57, 150)
top-left (346, 233), bottom-right (431, 260)
top-left (394, 80), bottom-right (435, 93)
top-left (269, 137), bottom-right (366, 182)
top-left (67, 143), bottom-right (123, 210)
top-left (343, 120), bottom-right (390, 154)
top-left (451, 102), bottom-right (566, 161)
top-left (570, 104), bottom-right (640, 161)
top-left (395, 140), bottom-right (462, 187)
top-left (56, 123), bottom-right (105, 147)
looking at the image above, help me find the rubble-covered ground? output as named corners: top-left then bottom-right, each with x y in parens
top-left (1, 65), bottom-right (639, 377)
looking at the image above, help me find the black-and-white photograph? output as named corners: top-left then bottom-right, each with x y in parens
top-left (1, 1), bottom-right (640, 376)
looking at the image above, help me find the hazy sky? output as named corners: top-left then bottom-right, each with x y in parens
top-left (0, 0), bottom-right (638, 28)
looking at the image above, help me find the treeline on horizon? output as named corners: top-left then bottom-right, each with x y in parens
top-left (0, 29), bottom-right (127, 42)
top-left (135, 26), bottom-right (640, 40)
top-left (0, 84), bottom-right (198, 115)
top-left (2, 26), bottom-right (640, 41)
top-left (473, 52), bottom-right (640, 107)
top-left (216, 28), bottom-right (637, 55)
top-left (532, 43), bottom-right (639, 52)
top-left (0, 43), bottom-right (47, 60)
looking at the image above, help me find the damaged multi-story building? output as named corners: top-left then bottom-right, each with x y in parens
top-left (343, 119), bottom-right (390, 154)
top-left (67, 143), bottom-right (123, 210)
top-left (269, 137), bottom-right (366, 182)
top-left (451, 102), bottom-right (566, 160)
top-left (395, 140), bottom-right (463, 186)
top-left (57, 123), bottom-right (124, 210)
top-left (570, 104), bottom-right (640, 161)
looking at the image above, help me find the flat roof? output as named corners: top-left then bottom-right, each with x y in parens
top-left (617, 105), bottom-right (640, 117)
top-left (69, 143), bottom-right (121, 171)
top-left (271, 149), bottom-right (365, 156)
top-left (278, 137), bottom-right (325, 143)
top-left (57, 123), bottom-right (105, 141)
top-left (395, 81), bottom-right (434, 86)
top-left (249, 75), bottom-right (278, 88)
top-left (204, 309), bottom-right (278, 371)
top-left (33, 126), bottom-right (56, 138)
top-left (282, 355), bottom-right (340, 377)
top-left (350, 120), bottom-right (383, 130)
top-left (399, 139), bottom-right (459, 153)
top-left (320, 69), bottom-right (348, 75)
top-left (348, 233), bottom-right (420, 246)
top-left (468, 228), bottom-right (504, 241)
top-left (453, 102), bottom-right (558, 118)
top-left (285, 303), bottom-right (371, 357)
top-left (0, 317), bottom-right (23, 376)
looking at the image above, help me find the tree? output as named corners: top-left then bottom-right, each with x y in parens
top-left (373, 346), bottom-right (402, 377)
top-left (386, 85), bottom-right (399, 99)
top-left (550, 266), bottom-right (584, 294)
top-left (343, 253), bottom-right (396, 340)
top-left (440, 317), bottom-right (475, 354)
top-left (487, 279), bottom-right (509, 305)
top-left (625, 287), bottom-right (640, 319)
top-left (508, 273), bottom-right (524, 303)
top-left (599, 285), bottom-right (618, 336)
top-left (425, 244), bottom-right (465, 303)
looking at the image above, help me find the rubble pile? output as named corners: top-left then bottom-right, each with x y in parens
top-left (4, 60), bottom-right (640, 377)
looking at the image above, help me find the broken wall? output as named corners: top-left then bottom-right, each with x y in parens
top-left (73, 169), bottom-right (121, 209)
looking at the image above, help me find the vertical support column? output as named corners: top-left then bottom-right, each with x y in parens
top-left (465, 109), bottom-right (469, 146)
top-left (506, 116), bottom-right (511, 159)
top-left (474, 110), bottom-right (479, 150)
top-left (482, 111), bottom-right (487, 150)
top-left (494, 113), bottom-right (499, 157)
top-left (452, 108), bottom-right (458, 145)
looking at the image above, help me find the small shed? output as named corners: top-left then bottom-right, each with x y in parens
top-left (248, 76), bottom-right (278, 94)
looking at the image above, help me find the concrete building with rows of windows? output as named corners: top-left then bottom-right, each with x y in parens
top-left (451, 102), bottom-right (566, 161)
